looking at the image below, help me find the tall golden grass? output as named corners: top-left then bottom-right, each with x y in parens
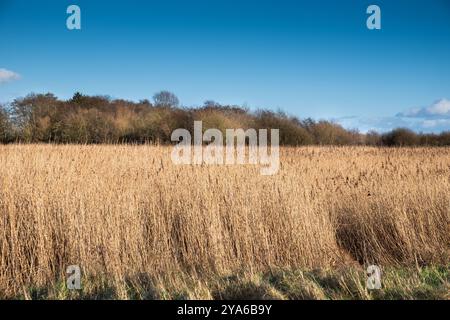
top-left (0, 145), bottom-right (448, 298)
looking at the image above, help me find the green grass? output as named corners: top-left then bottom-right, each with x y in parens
top-left (6, 265), bottom-right (448, 300)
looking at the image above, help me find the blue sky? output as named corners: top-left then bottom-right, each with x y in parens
top-left (1, 0), bottom-right (450, 132)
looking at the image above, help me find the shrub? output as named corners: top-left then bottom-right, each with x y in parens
top-left (382, 128), bottom-right (419, 146)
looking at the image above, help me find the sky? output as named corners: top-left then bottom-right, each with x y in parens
top-left (0, 0), bottom-right (450, 133)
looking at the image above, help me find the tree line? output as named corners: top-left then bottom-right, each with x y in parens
top-left (0, 91), bottom-right (449, 146)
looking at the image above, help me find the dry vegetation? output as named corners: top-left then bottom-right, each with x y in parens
top-left (0, 145), bottom-right (448, 299)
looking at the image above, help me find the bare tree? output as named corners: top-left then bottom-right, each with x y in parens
top-left (0, 104), bottom-right (12, 142)
top-left (153, 91), bottom-right (179, 108)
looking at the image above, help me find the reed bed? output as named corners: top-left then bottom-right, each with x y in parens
top-left (0, 145), bottom-right (448, 299)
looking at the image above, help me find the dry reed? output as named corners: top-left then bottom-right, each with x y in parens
top-left (0, 145), bottom-right (448, 298)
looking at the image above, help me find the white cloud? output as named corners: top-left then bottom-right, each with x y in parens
top-left (427, 99), bottom-right (450, 115)
top-left (0, 68), bottom-right (20, 84)
top-left (421, 118), bottom-right (450, 128)
top-left (330, 99), bottom-right (450, 134)
top-left (336, 113), bottom-right (450, 134)
top-left (397, 99), bottom-right (450, 118)
top-left (336, 116), bottom-right (415, 133)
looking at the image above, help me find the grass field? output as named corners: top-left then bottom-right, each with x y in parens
top-left (0, 145), bottom-right (448, 299)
